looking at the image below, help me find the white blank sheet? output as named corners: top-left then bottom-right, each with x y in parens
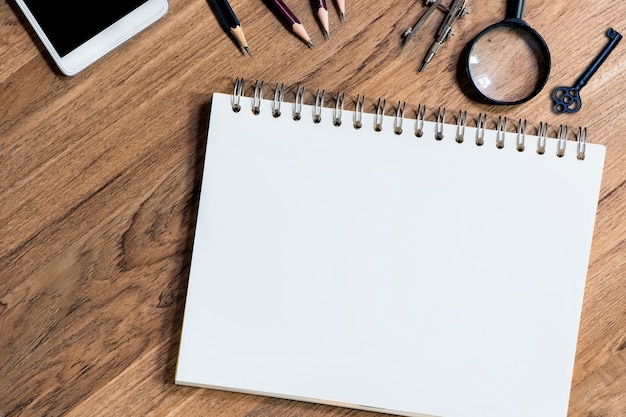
top-left (175, 92), bottom-right (606, 417)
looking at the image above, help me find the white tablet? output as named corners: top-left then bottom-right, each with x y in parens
top-left (14, 0), bottom-right (169, 76)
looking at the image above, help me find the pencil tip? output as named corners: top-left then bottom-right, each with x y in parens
top-left (340, 13), bottom-right (346, 22)
top-left (308, 39), bottom-right (315, 48)
top-left (244, 46), bottom-right (252, 57)
top-left (325, 30), bottom-right (330, 39)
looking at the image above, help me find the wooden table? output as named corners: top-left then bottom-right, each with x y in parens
top-left (1, 0), bottom-right (624, 416)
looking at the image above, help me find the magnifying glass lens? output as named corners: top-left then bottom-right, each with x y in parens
top-left (468, 26), bottom-right (549, 103)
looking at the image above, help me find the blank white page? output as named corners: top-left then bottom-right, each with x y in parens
top-left (176, 92), bottom-right (606, 417)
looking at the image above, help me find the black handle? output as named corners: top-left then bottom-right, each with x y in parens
top-left (505, 0), bottom-right (525, 19)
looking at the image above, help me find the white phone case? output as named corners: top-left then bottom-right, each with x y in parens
top-left (14, 0), bottom-right (169, 75)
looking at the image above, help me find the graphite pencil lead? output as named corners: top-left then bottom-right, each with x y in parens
top-left (244, 46), bottom-right (252, 57)
top-left (308, 39), bottom-right (315, 48)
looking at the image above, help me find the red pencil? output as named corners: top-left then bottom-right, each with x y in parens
top-left (268, 0), bottom-right (315, 47)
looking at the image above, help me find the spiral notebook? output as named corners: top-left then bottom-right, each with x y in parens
top-left (175, 82), bottom-right (606, 417)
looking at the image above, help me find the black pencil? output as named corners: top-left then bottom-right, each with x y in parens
top-left (213, 0), bottom-right (252, 56)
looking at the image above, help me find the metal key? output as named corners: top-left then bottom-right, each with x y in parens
top-left (553, 28), bottom-right (622, 113)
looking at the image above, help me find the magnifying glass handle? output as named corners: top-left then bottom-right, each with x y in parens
top-left (505, 0), bottom-right (525, 20)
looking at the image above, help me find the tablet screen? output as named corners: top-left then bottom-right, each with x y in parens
top-left (22, 0), bottom-right (149, 57)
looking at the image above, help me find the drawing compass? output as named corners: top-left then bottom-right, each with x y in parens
top-left (402, 0), bottom-right (469, 72)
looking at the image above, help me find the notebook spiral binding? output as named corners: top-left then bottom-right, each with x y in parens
top-left (230, 78), bottom-right (588, 160)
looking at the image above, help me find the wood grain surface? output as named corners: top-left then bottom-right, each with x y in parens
top-left (1, 0), bottom-right (625, 416)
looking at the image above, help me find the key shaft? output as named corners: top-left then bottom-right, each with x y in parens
top-left (575, 28), bottom-right (621, 89)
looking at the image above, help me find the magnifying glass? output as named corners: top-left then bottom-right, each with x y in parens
top-left (464, 0), bottom-right (551, 105)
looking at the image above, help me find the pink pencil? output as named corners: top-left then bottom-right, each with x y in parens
top-left (315, 0), bottom-right (330, 38)
top-left (335, 0), bottom-right (346, 21)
